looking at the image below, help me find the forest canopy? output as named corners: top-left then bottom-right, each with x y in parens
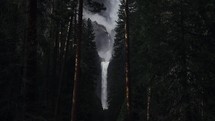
top-left (0, 0), bottom-right (215, 121)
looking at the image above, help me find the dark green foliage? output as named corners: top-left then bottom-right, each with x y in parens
top-left (0, 0), bottom-right (77, 120)
top-left (0, 0), bottom-right (215, 121)
top-left (108, 2), bottom-right (126, 121)
top-left (78, 18), bottom-right (103, 121)
top-left (123, 0), bottom-right (215, 121)
top-left (0, 1), bottom-right (26, 120)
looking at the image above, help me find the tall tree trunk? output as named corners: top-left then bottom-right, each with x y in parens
top-left (20, 4), bottom-right (28, 121)
top-left (71, 0), bottom-right (83, 121)
top-left (123, 0), bottom-right (131, 120)
top-left (146, 87), bottom-right (151, 121)
top-left (26, 0), bottom-right (37, 78)
top-left (53, 23), bottom-right (60, 79)
top-left (53, 22), bottom-right (63, 121)
top-left (201, 89), bottom-right (204, 121)
top-left (73, 5), bottom-right (78, 47)
top-left (22, 0), bottom-right (38, 119)
top-left (55, 14), bottom-right (74, 121)
top-left (180, 1), bottom-right (192, 120)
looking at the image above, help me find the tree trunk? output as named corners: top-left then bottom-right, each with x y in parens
top-left (71, 0), bottom-right (83, 121)
top-left (22, 0), bottom-right (38, 119)
top-left (201, 89), bottom-right (204, 121)
top-left (53, 22), bottom-right (63, 121)
top-left (26, 0), bottom-right (37, 77)
top-left (53, 23), bottom-right (60, 79)
top-left (54, 14), bottom-right (74, 121)
top-left (123, 0), bottom-right (131, 120)
top-left (73, 4), bottom-right (78, 47)
top-left (20, 5), bottom-right (28, 121)
top-left (146, 87), bottom-right (151, 121)
top-left (180, 1), bottom-right (192, 120)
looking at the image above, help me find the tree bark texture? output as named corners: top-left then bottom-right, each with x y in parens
top-left (71, 0), bottom-right (83, 121)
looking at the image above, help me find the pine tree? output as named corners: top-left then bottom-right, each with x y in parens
top-left (108, 2), bottom-right (126, 121)
top-left (71, 0), bottom-right (83, 121)
top-left (77, 18), bottom-right (103, 121)
top-left (123, 0), bottom-right (131, 120)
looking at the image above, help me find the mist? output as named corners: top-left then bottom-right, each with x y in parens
top-left (83, 0), bottom-right (120, 109)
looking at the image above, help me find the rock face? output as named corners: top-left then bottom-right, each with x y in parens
top-left (92, 21), bottom-right (115, 62)
top-left (92, 21), bottom-right (111, 53)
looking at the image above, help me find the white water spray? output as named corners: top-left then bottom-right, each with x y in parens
top-left (83, 0), bottom-right (120, 110)
top-left (101, 61), bottom-right (109, 109)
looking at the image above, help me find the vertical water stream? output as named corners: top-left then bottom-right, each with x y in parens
top-left (101, 61), bottom-right (109, 109)
top-left (83, 0), bottom-right (120, 110)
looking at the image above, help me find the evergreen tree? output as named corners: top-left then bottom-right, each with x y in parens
top-left (0, 0), bottom-right (215, 121)
top-left (71, 0), bottom-right (83, 121)
top-left (78, 18), bottom-right (102, 121)
top-left (108, 2), bottom-right (126, 121)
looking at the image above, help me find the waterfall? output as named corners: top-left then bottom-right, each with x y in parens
top-left (83, 0), bottom-right (120, 110)
top-left (101, 61), bottom-right (109, 109)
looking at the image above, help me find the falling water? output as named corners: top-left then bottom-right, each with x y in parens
top-left (101, 61), bottom-right (109, 109)
top-left (83, 0), bottom-right (120, 110)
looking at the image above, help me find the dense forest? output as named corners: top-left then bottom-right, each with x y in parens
top-left (0, 0), bottom-right (215, 121)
